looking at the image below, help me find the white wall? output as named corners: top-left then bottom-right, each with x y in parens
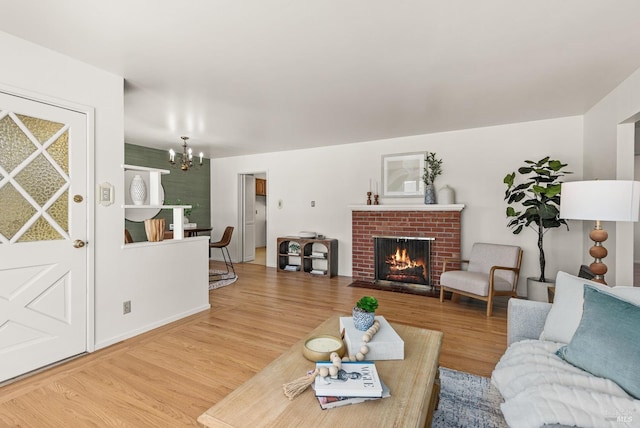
top-left (0, 31), bottom-right (210, 351)
top-left (212, 116), bottom-right (585, 295)
top-left (583, 65), bottom-right (640, 285)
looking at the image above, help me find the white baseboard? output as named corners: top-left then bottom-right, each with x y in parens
top-left (94, 303), bottom-right (211, 350)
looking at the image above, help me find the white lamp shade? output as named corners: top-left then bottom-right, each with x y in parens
top-left (560, 180), bottom-right (640, 222)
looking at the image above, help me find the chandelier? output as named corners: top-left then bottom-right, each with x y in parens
top-left (168, 136), bottom-right (203, 171)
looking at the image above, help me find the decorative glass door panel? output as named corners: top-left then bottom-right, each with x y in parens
top-left (0, 112), bottom-right (69, 243)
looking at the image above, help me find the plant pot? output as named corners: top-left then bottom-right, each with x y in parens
top-left (424, 184), bottom-right (436, 205)
top-left (352, 306), bottom-right (375, 331)
top-left (527, 277), bottom-right (555, 303)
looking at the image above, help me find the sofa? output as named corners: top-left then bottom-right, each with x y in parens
top-left (491, 271), bottom-right (640, 428)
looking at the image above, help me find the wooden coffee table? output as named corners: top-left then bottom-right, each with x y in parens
top-left (197, 315), bottom-right (443, 427)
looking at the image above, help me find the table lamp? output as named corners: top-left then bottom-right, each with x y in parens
top-left (560, 180), bottom-right (640, 284)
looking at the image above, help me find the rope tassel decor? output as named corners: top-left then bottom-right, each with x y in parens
top-left (283, 369), bottom-right (318, 400)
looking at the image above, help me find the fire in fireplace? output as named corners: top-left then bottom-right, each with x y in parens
top-left (374, 236), bottom-right (433, 286)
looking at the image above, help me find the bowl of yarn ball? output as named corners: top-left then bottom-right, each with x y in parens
top-left (303, 335), bottom-right (345, 362)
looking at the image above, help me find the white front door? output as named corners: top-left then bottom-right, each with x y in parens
top-left (0, 92), bottom-right (88, 383)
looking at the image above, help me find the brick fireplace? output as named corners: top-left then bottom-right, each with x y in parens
top-left (351, 205), bottom-right (464, 288)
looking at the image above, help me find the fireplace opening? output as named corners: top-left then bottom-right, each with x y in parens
top-left (374, 236), bottom-right (433, 286)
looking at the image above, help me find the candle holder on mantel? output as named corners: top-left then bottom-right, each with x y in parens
top-left (367, 192), bottom-right (372, 205)
top-left (373, 194), bottom-right (379, 205)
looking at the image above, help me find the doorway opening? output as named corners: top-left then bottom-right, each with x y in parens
top-left (238, 172), bottom-right (267, 265)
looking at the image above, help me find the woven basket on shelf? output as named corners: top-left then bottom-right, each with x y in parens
top-left (144, 218), bottom-right (165, 242)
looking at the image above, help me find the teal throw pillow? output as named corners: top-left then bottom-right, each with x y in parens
top-left (556, 284), bottom-right (640, 399)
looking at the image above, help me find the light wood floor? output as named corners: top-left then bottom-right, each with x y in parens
top-left (0, 263), bottom-right (508, 427)
top-left (246, 246), bottom-right (266, 265)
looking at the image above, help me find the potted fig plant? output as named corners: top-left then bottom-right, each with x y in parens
top-left (422, 152), bottom-right (443, 204)
top-left (352, 296), bottom-right (378, 331)
top-left (503, 156), bottom-right (571, 301)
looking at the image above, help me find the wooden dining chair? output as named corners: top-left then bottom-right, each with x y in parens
top-left (124, 229), bottom-right (134, 244)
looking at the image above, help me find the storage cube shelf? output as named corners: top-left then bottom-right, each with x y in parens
top-left (277, 236), bottom-right (338, 278)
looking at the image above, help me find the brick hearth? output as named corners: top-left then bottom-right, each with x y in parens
top-left (351, 205), bottom-right (463, 287)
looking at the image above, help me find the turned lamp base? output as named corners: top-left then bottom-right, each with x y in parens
top-left (588, 221), bottom-right (608, 285)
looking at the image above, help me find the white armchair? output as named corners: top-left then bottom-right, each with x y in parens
top-left (439, 242), bottom-right (522, 316)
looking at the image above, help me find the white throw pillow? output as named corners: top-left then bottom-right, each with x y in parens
top-left (539, 271), bottom-right (640, 344)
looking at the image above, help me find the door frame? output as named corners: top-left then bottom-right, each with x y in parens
top-left (0, 82), bottom-right (96, 352)
top-left (616, 111), bottom-right (640, 285)
top-left (237, 171), bottom-right (268, 265)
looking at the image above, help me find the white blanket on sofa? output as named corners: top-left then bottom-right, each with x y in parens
top-left (491, 340), bottom-right (640, 428)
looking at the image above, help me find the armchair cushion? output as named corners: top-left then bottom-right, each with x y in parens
top-left (466, 242), bottom-right (521, 285)
top-left (440, 271), bottom-right (512, 297)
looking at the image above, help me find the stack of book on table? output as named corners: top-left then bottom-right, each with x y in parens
top-left (313, 361), bottom-right (390, 409)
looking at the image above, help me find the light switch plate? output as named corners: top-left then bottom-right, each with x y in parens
top-left (97, 182), bottom-right (114, 206)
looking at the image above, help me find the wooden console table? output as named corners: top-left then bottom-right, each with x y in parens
top-left (197, 315), bottom-right (443, 427)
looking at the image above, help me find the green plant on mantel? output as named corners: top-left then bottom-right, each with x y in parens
top-left (422, 152), bottom-right (443, 186)
top-left (355, 296), bottom-right (379, 313)
top-left (503, 156), bottom-right (571, 283)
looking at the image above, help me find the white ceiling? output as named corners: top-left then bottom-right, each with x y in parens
top-left (2, 1), bottom-right (640, 158)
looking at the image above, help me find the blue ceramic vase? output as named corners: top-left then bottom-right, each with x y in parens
top-left (352, 307), bottom-right (375, 331)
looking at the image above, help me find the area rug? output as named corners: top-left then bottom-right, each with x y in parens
top-left (209, 269), bottom-right (237, 290)
top-left (347, 280), bottom-right (440, 298)
top-left (432, 367), bottom-right (507, 428)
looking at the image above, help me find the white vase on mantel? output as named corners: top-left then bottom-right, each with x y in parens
top-left (438, 185), bottom-right (455, 205)
top-left (129, 174), bottom-right (147, 206)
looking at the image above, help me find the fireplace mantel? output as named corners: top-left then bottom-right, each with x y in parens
top-left (349, 204), bottom-right (465, 212)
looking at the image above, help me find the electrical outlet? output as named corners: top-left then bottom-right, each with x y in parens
top-left (311, 201), bottom-right (315, 207)
top-left (123, 300), bottom-right (131, 314)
